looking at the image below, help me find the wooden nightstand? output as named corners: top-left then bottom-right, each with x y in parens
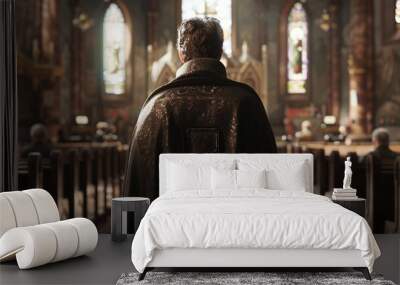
top-left (332, 198), bottom-right (366, 218)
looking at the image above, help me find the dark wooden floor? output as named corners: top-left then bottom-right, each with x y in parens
top-left (0, 234), bottom-right (399, 285)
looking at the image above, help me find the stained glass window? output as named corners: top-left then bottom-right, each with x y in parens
top-left (287, 2), bottom-right (308, 94)
top-left (103, 3), bottom-right (127, 95)
top-left (181, 0), bottom-right (232, 56)
top-left (396, 0), bottom-right (400, 25)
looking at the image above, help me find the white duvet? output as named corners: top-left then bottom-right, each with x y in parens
top-left (131, 190), bottom-right (380, 273)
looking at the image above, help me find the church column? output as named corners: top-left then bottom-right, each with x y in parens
top-left (347, 0), bottom-right (374, 136)
top-left (146, 0), bottom-right (158, 94)
top-left (328, 0), bottom-right (341, 120)
top-left (147, 0), bottom-right (157, 50)
top-left (71, 0), bottom-right (83, 115)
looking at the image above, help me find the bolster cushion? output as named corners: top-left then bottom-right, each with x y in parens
top-left (23, 189), bottom-right (60, 224)
top-left (0, 218), bottom-right (98, 269)
top-left (0, 191), bottom-right (40, 228)
top-left (0, 189), bottom-right (60, 238)
top-left (0, 196), bottom-right (17, 237)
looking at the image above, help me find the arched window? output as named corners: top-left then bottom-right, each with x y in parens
top-left (396, 0), bottom-right (400, 25)
top-left (287, 2), bottom-right (308, 94)
top-left (103, 3), bottom-right (128, 95)
top-left (181, 0), bottom-right (232, 56)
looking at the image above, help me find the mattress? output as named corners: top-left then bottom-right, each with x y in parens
top-left (131, 190), bottom-right (380, 273)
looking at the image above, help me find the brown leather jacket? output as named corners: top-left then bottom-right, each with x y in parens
top-left (123, 58), bottom-right (277, 199)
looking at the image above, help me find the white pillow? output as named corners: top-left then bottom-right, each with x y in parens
top-left (266, 167), bottom-right (306, 191)
top-left (238, 159), bottom-right (308, 191)
top-left (167, 162), bottom-right (210, 191)
top-left (166, 159), bottom-right (235, 192)
top-left (211, 168), bottom-right (236, 190)
top-left (237, 169), bottom-right (267, 188)
top-left (211, 169), bottom-right (267, 190)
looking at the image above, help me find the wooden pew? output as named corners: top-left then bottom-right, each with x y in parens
top-left (277, 144), bottom-right (287, 153)
top-left (80, 149), bottom-right (96, 220)
top-left (63, 150), bottom-right (83, 218)
top-left (118, 146), bottom-right (128, 196)
top-left (292, 144), bottom-right (303, 153)
top-left (302, 146), bottom-right (311, 154)
top-left (104, 147), bottom-right (113, 209)
top-left (366, 154), bottom-right (397, 233)
top-left (111, 147), bottom-right (121, 198)
top-left (18, 151), bottom-right (67, 218)
top-left (394, 157), bottom-right (400, 233)
top-left (285, 143), bottom-right (293, 153)
top-left (43, 150), bottom-right (69, 219)
top-left (288, 143), bottom-right (303, 153)
top-left (18, 142), bottom-right (127, 221)
top-left (18, 160), bottom-right (29, 190)
top-left (93, 147), bottom-right (106, 217)
top-left (313, 149), bottom-right (328, 195)
top-left (366, 155), bottom-right (376, 230)
top-left (27, 152), bottom-right (43, 188)
top-left (328, 150), bottom-right (344, 193)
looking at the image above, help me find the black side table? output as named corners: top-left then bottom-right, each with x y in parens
top-left (332, 198), bottom-right (366, 218)
top-left (111, 197), bottom-right (150, 242)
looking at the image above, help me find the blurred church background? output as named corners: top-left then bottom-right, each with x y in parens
top-left (14, 0), bottom-right (400, 233)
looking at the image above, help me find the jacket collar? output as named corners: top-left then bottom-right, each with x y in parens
top-left (375, 145), bottom-right (390, 152)
top-left (176, 58), bottom-right (227, 78)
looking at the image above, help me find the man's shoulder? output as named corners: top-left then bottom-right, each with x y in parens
top-left (149, 76), bottom-right (259, 101)
top-left (222, 79), bottom-right (260, 98)
top-left (387, 148), bottom-right (399, 159)
top-left (140, 89), bottom-right (174, 113)
top-left (368, 148), bottom-right (398, 160)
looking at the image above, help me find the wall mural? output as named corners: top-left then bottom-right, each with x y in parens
top-left (14, 0), bottom-right (400, 143)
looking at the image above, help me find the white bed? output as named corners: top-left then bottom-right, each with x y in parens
top-left (131, 154), bottom-right (380, 280)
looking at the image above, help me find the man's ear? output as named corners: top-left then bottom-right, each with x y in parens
top-left (178, 50), bottom-right (185, 63)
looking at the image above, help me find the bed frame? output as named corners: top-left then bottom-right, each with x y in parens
top-left (138, 154), bottom-right (372, 281)
top-left (140, 248), bottom-right (370, 280)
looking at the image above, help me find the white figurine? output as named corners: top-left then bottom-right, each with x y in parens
top-left (343, 157), bottom-right (353, 189)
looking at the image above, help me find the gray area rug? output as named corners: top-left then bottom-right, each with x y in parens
top-left (116, 272), bottom-right (395, 285)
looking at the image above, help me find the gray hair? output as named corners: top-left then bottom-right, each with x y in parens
top-left (177, 17), bottom-right (224, 62)
top-left (30, 123), bottom-right (48, 143)
top-left (372, 127), bottom-right (390, 147)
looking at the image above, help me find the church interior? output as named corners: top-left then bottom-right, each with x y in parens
top-left (1, 0), bottom-right (400, 284)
